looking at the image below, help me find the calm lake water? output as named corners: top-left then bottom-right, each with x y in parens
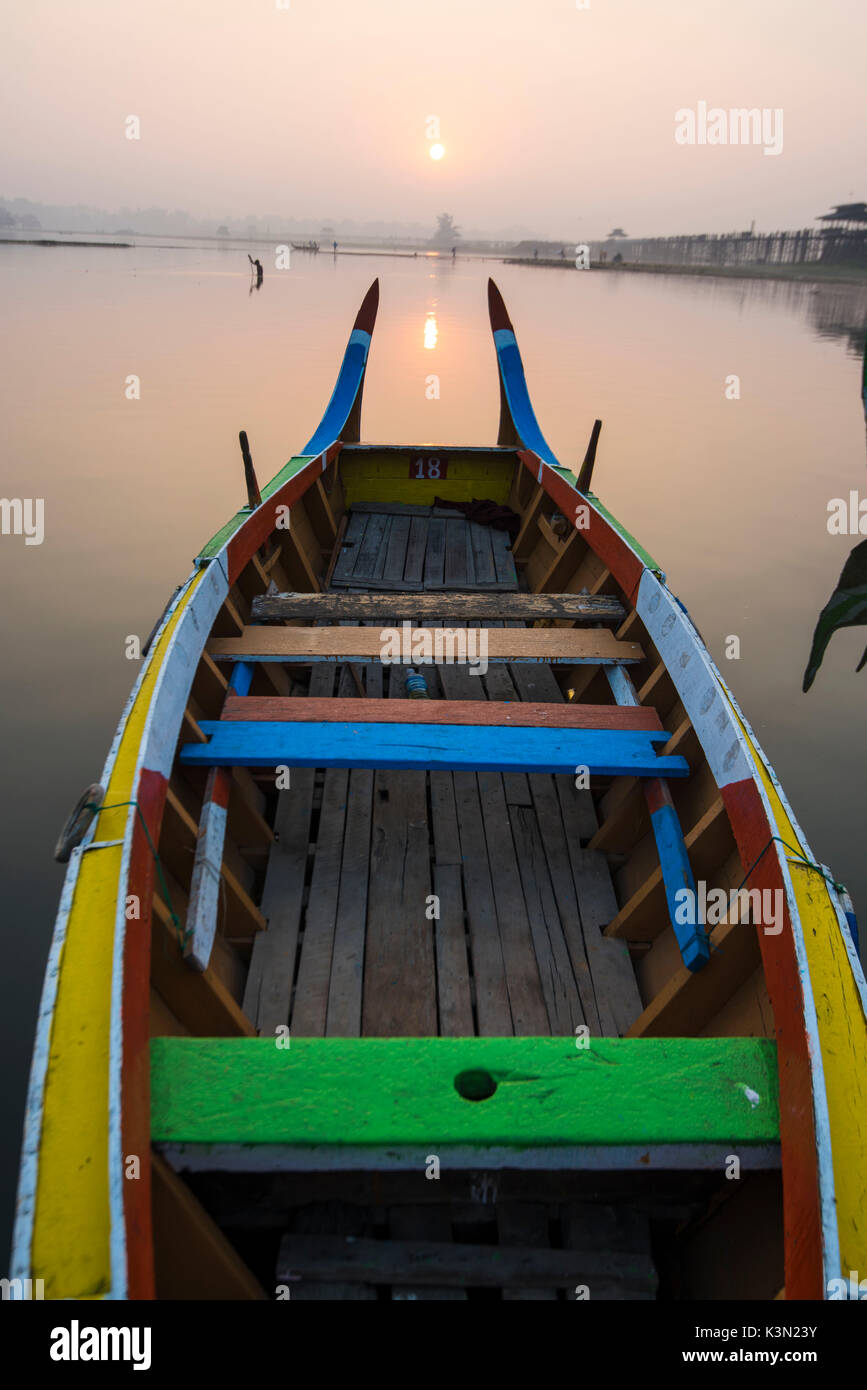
top-left (2, 239), bottom-right (866, 1256)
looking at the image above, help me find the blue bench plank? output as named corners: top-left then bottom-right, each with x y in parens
top-left (179, 721), bottom-right (691, 778)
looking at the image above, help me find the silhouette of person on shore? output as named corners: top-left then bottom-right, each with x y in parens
top-left (451, 246), bottom-right (456, 259)
top-left (247, 254), bottom-right (263, 289)
top-left (333, 240), bottom-right (338, 254)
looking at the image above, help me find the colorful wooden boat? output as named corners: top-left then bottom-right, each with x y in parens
top-left (13, 280), bottom-right (867, 1302)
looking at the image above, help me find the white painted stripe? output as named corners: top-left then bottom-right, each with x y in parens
top-left (106, 554), bottom-right (229, 1296)
top-left (185, 801), bottom-right (229, 972)
top-left (636, 570), bottom-right (753, 789)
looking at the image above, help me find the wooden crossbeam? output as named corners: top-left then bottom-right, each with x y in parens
top-left (150, 1037), bottom-right (780, 1149)
top-left (220, 696), bottom-right (664, 732)
top-left (207, 625), bottom-right (643, 665)
top-left (250, 591), bottom-right (626, 623)
top-left (275, 1235), bottom-right (651, 1291)
top-left (179, 720), bottom-right (690, 777)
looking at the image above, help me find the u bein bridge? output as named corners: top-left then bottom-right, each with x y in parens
top-left (590, 206), bottom-right (867, 272)
top-left (576, 204), bottom-right (866, 272)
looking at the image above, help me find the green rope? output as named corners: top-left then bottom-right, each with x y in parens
top-left (86, 799), bottom-right (190, 951)
top-left (737, 834), bottom-right (847, 897)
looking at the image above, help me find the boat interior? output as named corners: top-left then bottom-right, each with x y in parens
top-left (150, 444), bottom-right (784, 1300)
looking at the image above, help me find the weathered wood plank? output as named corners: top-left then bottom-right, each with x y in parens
top-left (557, 785), bottom-right (644, 1037)
top-left (362, 664), bottom-right (437, 1036)
top-left (323, 771), bottom-right (374, 1037)
top-left (509, 804), bottom-right (585, 1035)
top-left (290, 768), bottom-right (349, 1036)
top-left (350, 501), bottom-right (433, 516)
top-left (491, 527), bottom-right (518, 587)
top-left (208, 626), bottom-right (645, 664)
top-left (403, 516), bottom-right (429, 586)
top-left (423, 517), bottom-right (446, 588)
top-left (443, 518), bottom-right (471, 588)
top-left (351, 511), bottom-right (389, 580)
top-left (277, 1233), bottom-right (609, 1288)
top-left (469, 521), bottom-right (497, 587)
top-left (251, 592), bottom-right (626, 622)
top-left (523, 779), bottom-right (600, 1034)
top-left (448, 767), bottom-right (513, 1034)
top-left (328, 510), bottom-right (368, 586)
top-left (242, 665), bottom-right (335, 1033)
top-left (477, 772), bottom-right (550, 1034)
top-left (437, 662), bottom-right (548, 1034)
top-left (433, 863), bottom-right (475, 1037)
top-left (480, 656), bottom-right (533, 807)
top-left (382, 513), bottom-right (411, 585)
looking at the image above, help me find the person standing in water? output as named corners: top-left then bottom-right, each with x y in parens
top-left (247, 253), bottom-right (263, 287)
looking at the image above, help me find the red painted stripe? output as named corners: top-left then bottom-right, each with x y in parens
top-left (209, 766), bottom-right (232, 810)
top-left (643, 776), bottom-right (671, 815)
top-left (353, 279), bottom-right (379, 334)
top-left (518, 450), bottom-right (645, 605)
top-left (220, 696), bottom-right (664, 732)
top-left (225, 443), bottom-right (342, 586)
top-left (721, 775), bottom-right (824, 1300)
top-left (487, 278), bottom-right (515, 333)
top-left (120, 764), bottom-right (167, 1301)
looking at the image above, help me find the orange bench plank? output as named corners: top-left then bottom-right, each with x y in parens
top-left (221, 697), bottom-right (663, 732)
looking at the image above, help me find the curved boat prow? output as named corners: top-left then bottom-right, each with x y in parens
top-left (487, 278), bottom-right (561, 469)
top-left (301, 278), bottom-right (380, 455)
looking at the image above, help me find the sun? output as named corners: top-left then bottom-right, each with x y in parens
top-left (429, 143), bottom-right (445, 161)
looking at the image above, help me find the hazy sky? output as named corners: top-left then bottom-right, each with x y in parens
top-left (2, 0), bottom-right (865, 237)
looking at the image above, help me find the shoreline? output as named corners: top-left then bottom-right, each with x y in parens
top-left (504, 257), bottom-right (867, 287)
top-left (0, 237), bottom-right (133, 248)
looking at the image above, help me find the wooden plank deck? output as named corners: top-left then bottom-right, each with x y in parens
top-left (236, 507), bottom-right (649, 1044)
top-left (237, 646), bottom-right (648, 1041)
top-left (329, 508), bottom-right (519, 591)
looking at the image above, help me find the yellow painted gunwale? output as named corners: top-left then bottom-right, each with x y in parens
top-left (31, 570), bottom-right (206, 1299)
top-left (733, 707), bottom-right (867, 1281)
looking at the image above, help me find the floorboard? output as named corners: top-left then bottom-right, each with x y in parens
top-left (243, 513), bottom-right (640, 1041)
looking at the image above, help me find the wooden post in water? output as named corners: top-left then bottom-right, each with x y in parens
top-left (239, 430), bottom-right (262, 509)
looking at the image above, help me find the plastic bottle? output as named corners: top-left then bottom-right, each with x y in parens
top-left (405, 667), bottom-right (430, 699)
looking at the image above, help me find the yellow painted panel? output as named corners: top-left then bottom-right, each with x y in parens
top-left (32, 571), bottom-right (206, 1299)
top-left (341, 453), bottom-right (515, 507)
top-left (734, 704), bottom-right (867, 1279)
